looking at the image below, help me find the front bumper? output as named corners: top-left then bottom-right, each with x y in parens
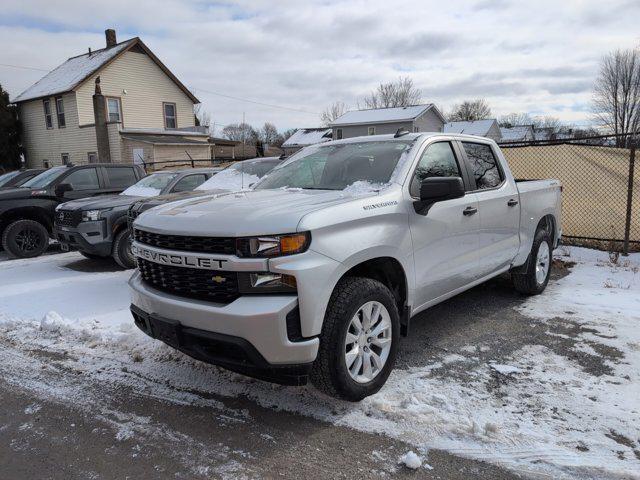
top-left (129, 271), bottom-right (319, 368)
top-left (53, 220), bottom-right (112, 256)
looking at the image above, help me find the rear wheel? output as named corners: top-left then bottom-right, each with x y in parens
top-left (512, 227), bottom-right (553, 295)
top-left (2, 219), bottom-right (49, 259)
top-left (112, 228), bottom-right (135, 269)
top-left (311, 277), bottom-right (399, 401)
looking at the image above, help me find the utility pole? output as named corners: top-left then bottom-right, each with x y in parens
top-left (242, 112), bottom-right (245, 159)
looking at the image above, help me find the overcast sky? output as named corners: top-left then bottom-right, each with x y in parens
top-left (1, 0), bottom-right (639, 133)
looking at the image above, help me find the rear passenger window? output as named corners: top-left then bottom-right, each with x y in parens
top-left (64, 168), bottom-right (100, 190)
top-left (410, 142), bottom-right (461, 197)
top-left (462, 142), bottom-right (502, 190)
top-left (105, 167), bottom-right (137, 188)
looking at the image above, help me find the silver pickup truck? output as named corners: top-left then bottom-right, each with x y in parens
top-left (129, 133), bottom-right (562, 401)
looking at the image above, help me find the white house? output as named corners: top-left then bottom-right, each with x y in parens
top-left (282, 128), bottom-right (332, 156)
top-left (499, 125), bottom-right (535, 142)
top-left (444, 119), bottom-right (502, 141)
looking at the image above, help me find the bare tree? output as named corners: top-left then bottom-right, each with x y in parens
top-left (320, 101), bottom-right (348, 125)
top-left (448, 99), bottom-right (492, 122)
top-left (592, 48), bottom-right (640, 147)
top-left (361, 77), bottom-right (421, 109)
top-left (193, 104), bottom-right (211, 128)
top-left (261, 122), bottom-right (280, 145)
top-left (222, 122), bottom-right (258, 143)
top-left (498, 112), bottom-right (534, 128)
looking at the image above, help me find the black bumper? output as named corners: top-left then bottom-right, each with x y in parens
top-left (130, 305), bottom-right (313, 386)
top-left (53, 225), bottom-right (112, 257)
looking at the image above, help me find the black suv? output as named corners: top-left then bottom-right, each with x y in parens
top-left (0, 169), bottom-right (45, 190)
top-left (54, 167), bottom-right (221, 268)
top-left (0, 163), bottom-right (145, 258)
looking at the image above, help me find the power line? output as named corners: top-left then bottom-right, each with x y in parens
top-left (0, 62), bottom-right (50, 72)
top-left (193, 87), bottom-right (320, 116)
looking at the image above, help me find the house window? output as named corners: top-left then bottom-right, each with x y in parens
top-left (61, 153), bottom-right (70, 165)
top-left (336, 128), bottom-right (343, 140)
top-left (87, 152), bottom-right (98, 163)
top-left (106, 97), bottom-right (122, 123)
top-left (163, 102), bottom-right (177, 129)
top-left (43, 160), bottom-right (50, 168)
top-left (55, 96), bottom-right (66, 128)
top-left (368, 126), bottom-right (375, 136)
top-left (43, 100), bottom-right (53, 129)
top-left (414, 126), bottom-right (419, 133)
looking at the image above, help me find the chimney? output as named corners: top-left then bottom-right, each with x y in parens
top-left (93, 77), bottom-right (111, 163)
top-left (105, 29), bottom-right (117, 48)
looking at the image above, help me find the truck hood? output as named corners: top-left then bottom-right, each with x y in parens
top-left (135, 189), bottom-right (225, 214)
top-left (134, 188), bottom-right (383, 237)
top-left (59, 194), bottom-right (142, 211)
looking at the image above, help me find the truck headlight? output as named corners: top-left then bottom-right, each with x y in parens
top-left (238, 272), bottom-right (297, 293)
top-left (81, 209), bottom-right (111, 222)
top-left (236, 232), bottom-right (310, 258)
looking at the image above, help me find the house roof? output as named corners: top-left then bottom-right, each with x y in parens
top-left (282, 128), bottom-right (332, 147)
top-left (120, 134), bottom-right (209, 146)
top-left (444, 119), bottom-right (498, 136)
top-left (330, 104), bottom-right (443, 127)
top-left (12, 38), bottom-right (198, 104)
top-left (499, 125), bottom-right (534, 142)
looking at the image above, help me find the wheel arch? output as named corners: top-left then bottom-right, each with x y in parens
top-left (0, 207), bottom-right (53, 236)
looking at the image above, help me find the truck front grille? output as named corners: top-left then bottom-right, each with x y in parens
top-left (133, 228), bottom-right (236, 255)
top-left (137, 258), bottom-right (240, 304)
top-left (55, 209), bottom-right (82, 228)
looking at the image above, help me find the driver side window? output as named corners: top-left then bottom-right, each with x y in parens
top-left (410, 142), bottom-right (461, 197)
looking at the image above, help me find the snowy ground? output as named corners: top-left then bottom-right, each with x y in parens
top-left (0, 247), bottom-right (638, 479)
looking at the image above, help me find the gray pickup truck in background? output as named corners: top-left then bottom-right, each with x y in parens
top-left (129, 133), bottom-right (562, 401)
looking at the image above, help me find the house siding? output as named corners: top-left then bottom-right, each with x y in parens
top-left (75, 50), bottom-right (195, 129)
top-left (333, 121), bottom-right (414, 139)
top-left (486, 122), bottom-right (503, 141)
top-left (20, 92), bottom-right (98, 167)
top-left (414, 109), bottom-right (444, 132)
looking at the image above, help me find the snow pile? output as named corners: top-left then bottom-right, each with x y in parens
top-left (120, 186), bottom-right (162, 197)
top-left (488, 363), bottom-right (521, 375)
top-left (196, 169), bottom-right (260, 192)
top-left (399, 450), bottom-right (422, 469)
top-left (342, 181), bottom-right (390, 196)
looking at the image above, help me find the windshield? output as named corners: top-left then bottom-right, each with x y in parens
top-left (0, 171), bottom-right (20, 187)
top-left (121, 173), bottom-right (178, 197)
top-left (21, 167), bottom-right (67, 188)
top-left (195, 158), bottom-right (282, 192)
top-left (254, 141), bottom-right (413, 191)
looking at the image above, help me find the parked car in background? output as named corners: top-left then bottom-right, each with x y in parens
top-left (0, 168), bottom-right (45, 189)
top-left (129, 133), bottom-right (562, 401)
top-left (53, 167), bottom-right (221, 268)
top-left (0, 163), bottom-right (145, 259)
top-left (128, 157), bottom-right (284, 224)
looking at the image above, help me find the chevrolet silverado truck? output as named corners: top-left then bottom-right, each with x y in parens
top-left (53, 167), bottom-right (221, 268)
top-left (0, 163), bottom-right (144, 258)
top-left (129, 133), bottom-right (562, 401)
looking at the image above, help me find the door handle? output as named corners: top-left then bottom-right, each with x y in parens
top-left (463, 206), bottom-right (478, 216)
top-left (507, 199), bottom-right (519, 207)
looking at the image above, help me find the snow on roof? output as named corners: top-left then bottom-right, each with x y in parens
top-left (282, 128), bottom-right (332, 147)
top-left (444, 119), bottom-right (497, 136)
top-left (12, 39), bottom-right (136, 103)
top-left (500, 125), bottom-right (534, 142)
top-left (330, 104), bottom-right (436, 126)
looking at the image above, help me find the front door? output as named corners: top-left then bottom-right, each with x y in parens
top-left (458, 141), bottom-right (520, 275)
top-left (57, 167), bottom-right (103, 200)
top-left (132, 148), bottom-right (145, 166)
top-left (407, 141), bottom-right (481, 310)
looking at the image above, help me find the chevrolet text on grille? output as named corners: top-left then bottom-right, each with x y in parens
top-left (131, 244), bottom-right (227, 270)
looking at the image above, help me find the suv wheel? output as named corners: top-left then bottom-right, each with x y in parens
top-left (112, 228), bottom-right (135, 269)
top-left (311, 277), bottom-right (399, 401)
top-left (2, 219), bottom-right (49, 259)
top-left (512, 227), bottom-right (553, 295)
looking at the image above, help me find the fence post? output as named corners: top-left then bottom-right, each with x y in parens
top-left (623, 145), bottom-right (636, 256)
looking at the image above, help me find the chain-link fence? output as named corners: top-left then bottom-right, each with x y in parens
top-left (499, 133), bottom-right (638, 253)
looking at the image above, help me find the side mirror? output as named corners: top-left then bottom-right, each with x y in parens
top-left (419, 177), bottom-right (465, 202)
top-left (55, 183), bottom-right (73, 197)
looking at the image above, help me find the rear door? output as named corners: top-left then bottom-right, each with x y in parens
top-left (102, 166), bottom-right (140, 194)
top-left (458, 141), bottom-right (520, 276)
top-left (407, 140), bottom-right (481, 308)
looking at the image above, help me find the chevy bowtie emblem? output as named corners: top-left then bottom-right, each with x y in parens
top-left (211, 275), bottom-right (226, 284)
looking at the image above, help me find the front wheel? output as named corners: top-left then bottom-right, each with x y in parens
top-left (311, 277), bottom-right (400, 401)
top-left (512, 228), bottom-right (553, 295)
top-left (112, 229), bottom-right (135, 269)
top-left (2, 219), bottom-right (49, 259)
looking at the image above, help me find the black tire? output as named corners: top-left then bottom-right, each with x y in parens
top-left (512, 227), bottom-right (553, 295)
top-left (1, 219), bottom-right (49, 259)
top-left (79, 251), bottom-right (106, 260)
top-left (112, 229), bottom-right (135, 269)
top-left (310, 277), bottom-right (400, 402)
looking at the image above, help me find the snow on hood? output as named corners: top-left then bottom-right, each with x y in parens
top-left (56, 194), bottom-right (142, 211)
top-left (135, 187), bottom-right (385, 237)
top-left (195, 169), bottom-right (260, 192)
top-left (342, 181), bottom-right (391, 196)
top-left (120, 185), bottom-right (162, 197)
